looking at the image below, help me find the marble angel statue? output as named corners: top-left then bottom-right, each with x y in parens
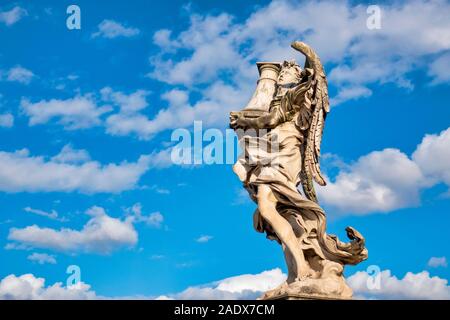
top-left (229, 41), bottom-right (368, 299)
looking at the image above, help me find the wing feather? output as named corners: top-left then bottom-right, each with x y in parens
top-left (291, 41), bottom-right (330, 202)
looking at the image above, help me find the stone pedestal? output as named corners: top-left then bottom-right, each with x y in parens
top-left (258, 272), bottom-right (354, 301)
top-left (262, 292), bottom-right (351, 300)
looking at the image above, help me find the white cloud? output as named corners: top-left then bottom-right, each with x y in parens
top-left (0, 274), bottom-right (96, 300)
top-left (101, 87), bottom-right (160, 140)
top-left (20, 88), bottom-right (161, 139)
top-left (8, 206), bottom-right (138, 254)
top-left (19, 84), bottom-right (244, 140)
top-left (152, 29), bottom-right (173, 50)
top-left (319, 126), bottom-right (450, 214)
top-left (51, 144), bottom-right (91, 164)
top-left (0, 6), bottom-right (27, 26)
top-left (145, 147), bottom-right (174, 169)
top-left (92, 19), bottom-right (140, 39)
top-left (120, 84), bottom-right (247, 138)
top-left (21, 95), bottom-right (111, 130)
top-left (101, 86), bottom-right (243, 140)
top-left (348, 269), bottom-right (450, 300)
top-left (429, 53), bottom-right (450, 84)
top-left (127, 203), bottom-right (164, 228)
top-left (101, 87), bottom-right (149, 113)
top-left (0, 113), bottom-right (13, 128)
top-left (141, 212), bottom-right (164, 227)
top-left (0, 147), bottom-right (151, 193)
top-left (330, 85), bottom-right (372, 106)
top-left (24, 207), bottom-right (59, 221)
top-left (215, 269), bottom-right (285, 295)
top-left (318, 148), bottom-right (427, 214)
top-left (196, 235), bottom-right (213, 243)
top-left (99, 87), bottom-right (157, 140)
top-left (5, 66), bottom-right (34, 84)
top-left (412, 127), bottom-right (450, 189)
top-left (159, 268), bottom-right (286, 300)
top-left (428, 257), bottom-right (448, 268)
top-left (105, 113), bottom-right (154, 139)
top-left (27, 253), bottom-right (56, 265)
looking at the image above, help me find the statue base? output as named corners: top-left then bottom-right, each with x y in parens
top-left (258, 274), bottom-right (353, 301)
top-left (261, 292), bottom-right (350, 300)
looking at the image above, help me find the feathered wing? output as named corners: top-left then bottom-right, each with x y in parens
top-left (291, 41), bottom-right (330, 203)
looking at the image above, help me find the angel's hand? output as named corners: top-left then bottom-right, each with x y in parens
top-left (229, 112), bottom-right (250, 130)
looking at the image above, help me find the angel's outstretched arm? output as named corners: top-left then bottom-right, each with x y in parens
top-left (230, 104), bottom-right (285, 130)
top-left (249, 106), bottom-right (285, 129)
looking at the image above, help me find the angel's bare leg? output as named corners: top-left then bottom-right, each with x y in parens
top-left (257, 184), bottom-right (310, 280)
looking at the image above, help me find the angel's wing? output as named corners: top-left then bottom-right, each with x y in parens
top-left (291, 41), bottom-right (330, 203)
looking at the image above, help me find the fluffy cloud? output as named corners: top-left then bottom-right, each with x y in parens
top-left (428, 53), bottom-right (450, 85)
top-left (19, 83), bottom-right (244, 140)
top-left (0, 113), bottom-right (13, 128)
top-left (150, 13), bottom-right (242, 86)
top-left (319, 127), bottom-right (450, 214)
top-left (92, 19), bottom-right (140, 39)
top-left (124, 84), bottom-right (248, 139)
top-left (412, 127), bottom-right (450, 188)
top-left (101, 87), bottom-right (150, 113)
top-left (127, 203), bottom-right (164, 228)
top-left (6, 66), bottom-right (34, 84)
top-left (101, 86), bottom-right (245, 140)
top-left (144, 148), bottom-right (173, 169)
top-left (0, 274), bottom-right (96, 300)
top-left (0, 147), bottom-right (151, 193)
top-left (51, 144), bottom-right (91, 164)
top-left (27, 253), bottom-right (56, 265)
top-left (348, 269), bottom-right (450, 300)
top-left (8, 206), bottom-right (138, 254)
top-left (330, 85), bottom-right (372, 106)
top-left (159, 268), bottom-right (286, 300)
top-left (105, 113), bottom-right (155, 139)
top-left (21, 95), bottom-right (111, 130)
top-left (20, 88), bottom-right (159, 139)
top-left (428, 257), bottom-right (448, 268)
top-left (102, 87), bottom-right (197, 140)
top-left (318, 149), bottom-right (427, 214)
top-left (0, 6), bottom-right (27, 26)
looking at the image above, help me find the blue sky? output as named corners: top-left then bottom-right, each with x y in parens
top-left (0, 0), bottom-right (449, 299)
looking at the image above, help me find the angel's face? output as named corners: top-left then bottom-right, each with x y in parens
top-left (277, 62), bottom-right (301, 86)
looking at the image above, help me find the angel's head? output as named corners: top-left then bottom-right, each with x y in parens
top-left (277, 60), bottom-right (302, 87)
